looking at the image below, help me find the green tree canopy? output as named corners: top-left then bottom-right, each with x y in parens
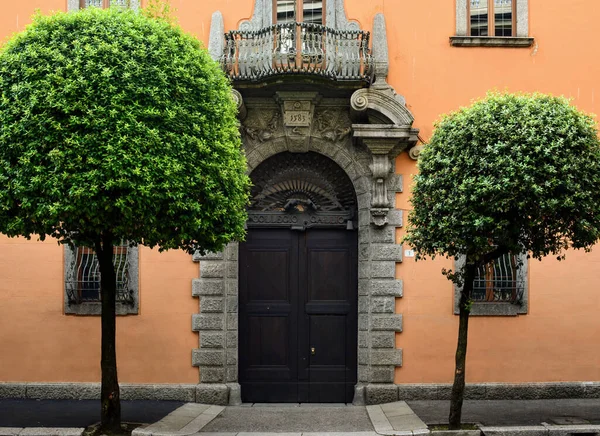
top-left (403, 92), bottom-right (600, 429)
top-left (0, 7), bottom-right (249, 431)
top-left (405, 92), bottom-right (600, 265)
top-left (0, 7), bottom-right (249, 253)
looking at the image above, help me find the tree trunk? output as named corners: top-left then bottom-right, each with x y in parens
top-left (96, 233), bottom-right (121, 433)
top-left (448, 261), bottom-right (476, 430)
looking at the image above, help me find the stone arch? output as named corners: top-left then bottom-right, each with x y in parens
top-left (192, 98), bottom-right (406, 407)
top-left (245, 135), bottom-right (373, 215)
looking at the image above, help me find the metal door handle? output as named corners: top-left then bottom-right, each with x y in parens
top-left (311, 347), bottom-right (316, 355)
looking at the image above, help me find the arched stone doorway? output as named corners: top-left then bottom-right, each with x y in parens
top-left (239, 152), bottom-right (358, 403)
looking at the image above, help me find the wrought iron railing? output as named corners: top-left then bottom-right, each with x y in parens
top-left (221, 22), bottom-right (373, 82)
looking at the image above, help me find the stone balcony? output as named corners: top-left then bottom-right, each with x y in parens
top-left (220, 22), bottom-right (373, 83)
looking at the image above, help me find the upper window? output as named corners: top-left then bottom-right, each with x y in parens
top-left (454, 252), bottom-right (528, 316)
top-left (80, 0), bottom-right (129, 8)
top-left (64, 243), bottom-right (139, 315)
top-left (275, 0), bottom-right (324, 25)
top-left (469, 0), bottom-right (514, 37)
top-left (451, 0), bottom-right (533, 47)
top-left (69, 0), bottom-right (139, 11)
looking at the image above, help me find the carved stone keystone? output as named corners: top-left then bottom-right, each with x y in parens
top-left (274, 92), bottom-right (322, 153)
top-left (353, 125), bottom-right (418, 226)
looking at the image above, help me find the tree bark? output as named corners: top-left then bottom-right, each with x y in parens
top-left (448, 261), bottom-right (476, 430)
top-left (96, 233), bottom-right (121, 433)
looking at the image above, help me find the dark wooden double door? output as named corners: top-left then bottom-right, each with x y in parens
top-left (239, 228), bottom-right (358, 403)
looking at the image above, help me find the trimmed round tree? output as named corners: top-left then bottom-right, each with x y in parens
top-left (0, 7), bottom-right (249, 431)
top-left (404, 92), bottom-right (600, 429)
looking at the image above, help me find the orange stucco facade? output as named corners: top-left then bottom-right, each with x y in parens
top-left (1, 0), bottom-right (599, 393)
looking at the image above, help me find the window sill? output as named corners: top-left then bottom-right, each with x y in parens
top-left (64, 301), bottom-right (138, 316)
top-left (454, 302), bottom-right (527, 317)
top-left (450, 36), bottom-right (534, 47)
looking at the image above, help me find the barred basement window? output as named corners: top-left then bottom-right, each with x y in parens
top-left (454, 252), bottom-right (528, 316)
top-left (64, 243), bottom-right (139, 315)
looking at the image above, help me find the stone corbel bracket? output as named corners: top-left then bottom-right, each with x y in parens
top-left (351, 87), bottom-right (419, 227)
top-left (353, 124), bottom-right (418, 226)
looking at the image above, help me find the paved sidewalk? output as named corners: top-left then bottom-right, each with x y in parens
top-left (3, 399), bottom-right (600, 436)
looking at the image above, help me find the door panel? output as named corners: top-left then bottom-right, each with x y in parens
top-left (240, 228), bottom-right (357, 403)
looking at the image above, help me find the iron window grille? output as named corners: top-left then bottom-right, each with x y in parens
top-left (66, 243), bottom-right (134, 305)
top-left (472, 252), bottom-right (525, 303)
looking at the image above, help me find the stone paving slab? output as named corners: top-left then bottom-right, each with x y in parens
top-left (200, 405), bottom-right (373, 433)
top-left (367, 402), bottom-right (428, 436)
top-left (133, 404), bottom-right (224, 436)
top-left (0, 429), bottom-right (23, 436)
top-left (18, 429), bottom-right (84, 436)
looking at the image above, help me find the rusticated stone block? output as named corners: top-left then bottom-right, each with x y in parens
top-left (358, 365), bottom-right (370, 383)
top-left (386, 210), bottom-right (403, 227)
top-left (387, 174), bottom-right (403, 192)
top-left (226, 352), bottom-right (237, 366)
top-left (192, 314), bottom-right (224, 332)
top-left (370, 261), bottom-right (396, 279)
top-left (226, 331), bottom-right (238, 348)
top-left (26, 383), bottom-right (100, 400)
top-left (227, 313), bottom-right (238, 330)
top-left (226, 296), bottom-right (238, 313)
top-left (192, 349), bottom-right (225, 367)
top-left (0, 383), bottom-right (26, 399)
top-left (226, 367), bottom-right (238, 383)
top-left (200, 297), bottom-right (224, 313)
top-left (196, 251), bottom-right (224, 261)
top-left (199, 367), bottom-right (225, 383)
top-left (200, 332), bottom-right (224, 349)
top-left (358, 331), bottom-right (368, 348)
top-left (371, 296), bottom-right (395, 314)
top-left (226, 279), bottom-right (238, 296)
top-left (370, 226), bottom-right (395, 243)
top-left (366, 383), bottom-right (398, 404)
top-left (195, 383), bottom-right (229, 405)
top-left (192, 279), bottom-right (224, 297)
top-left (358, 349), bottom-right (369, 365)
top-left (199, 261), bottom-right (225, 278)
top-left (371, 314), bottom-right (403, 332)
top-left (358, 296), bottom-right (368, 314)
top-left (371, 366), bottom-right (395, 383)
top-left (227, 261), bottom-right (238, 279)
top-left (371, 349), bottom-right (402, 366)
top-left (358, 279), bottom-right (370, 295)
top-left (371, 280), bottom-right (403, 297)
top-left (120, 384), bottom-right (196, 401)
top-left (371, 332), bottom-right (395, 348)
top-left (371, 244), bottom-right (403, 262)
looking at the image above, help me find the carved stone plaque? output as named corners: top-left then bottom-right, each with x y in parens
top-left (283, 101), bottom-right (312, 127)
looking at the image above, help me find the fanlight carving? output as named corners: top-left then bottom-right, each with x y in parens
top-left (249, 152), bottom-right (356, 217)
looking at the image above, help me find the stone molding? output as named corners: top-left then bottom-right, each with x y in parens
top-left (450, 36), bottom-right (534, 48)
top-left (2, 381), bottom-right (598, 403)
